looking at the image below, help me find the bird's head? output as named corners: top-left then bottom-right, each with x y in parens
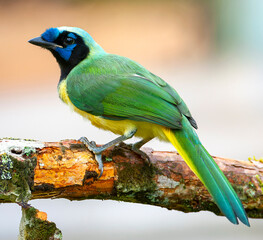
top-left (29, 26), bottom-right (105, 80)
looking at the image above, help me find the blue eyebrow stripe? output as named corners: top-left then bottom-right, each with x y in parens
top-left (68, 33), bottom-right (77, 39)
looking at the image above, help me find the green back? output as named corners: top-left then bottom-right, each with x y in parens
top-left (66, 54), bottom-right (197, 129)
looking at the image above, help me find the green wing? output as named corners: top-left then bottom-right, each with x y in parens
top-left (66, 54), bottom-right (197, 129)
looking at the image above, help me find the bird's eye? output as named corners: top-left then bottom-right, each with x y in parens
top-left (64, 37), bottom-right (75, 45)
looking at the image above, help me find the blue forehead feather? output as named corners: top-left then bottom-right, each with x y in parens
top-left (41, 28), bottom-right (60, 42)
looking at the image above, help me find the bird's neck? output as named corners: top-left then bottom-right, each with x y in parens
top-left (58, 62), bottom-right (74, 82)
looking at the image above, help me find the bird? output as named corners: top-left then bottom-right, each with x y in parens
top-left (29, 26), bottom-right (249, 226)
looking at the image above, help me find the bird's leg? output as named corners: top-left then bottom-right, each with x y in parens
top-left (79, 129), bottom-right (137, 177)
top-left (129, 138), bottom-right (153, 164)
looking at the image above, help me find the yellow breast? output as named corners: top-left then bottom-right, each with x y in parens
top-left (58, 80), bottom-right (168, 142)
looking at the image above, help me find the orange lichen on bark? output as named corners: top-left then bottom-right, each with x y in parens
top-left (36, 210), bottom-right (48, 221)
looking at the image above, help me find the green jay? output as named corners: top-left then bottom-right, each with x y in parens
top-left (29, 26), bottom-right (249, 226)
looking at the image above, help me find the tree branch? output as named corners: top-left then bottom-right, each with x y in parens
top-left (19, 204), bottom-right (62, 240)
top-left (0, 138), bottom-right (262, 219)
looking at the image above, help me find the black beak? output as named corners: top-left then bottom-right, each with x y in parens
top-left (28, 37), bottom-right (60, 50)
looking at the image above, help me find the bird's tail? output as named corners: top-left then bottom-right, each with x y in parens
top-left (162, 117), bottom-right (249, 226)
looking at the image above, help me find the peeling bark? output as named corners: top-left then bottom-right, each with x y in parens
top-left (0, 138), bottom-right (262, 219)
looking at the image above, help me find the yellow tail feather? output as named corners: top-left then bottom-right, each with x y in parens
top-left (162, 127), bottom-right (202, 180)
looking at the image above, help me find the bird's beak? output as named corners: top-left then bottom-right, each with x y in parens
top-left (28, 37), bottom-right (60, 50)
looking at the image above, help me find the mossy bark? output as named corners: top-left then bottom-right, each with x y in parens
top-left (0, 138), bottom-right (263, 239)
top-left (1, 138), bottom-right (262, 218)
top-left (19, 206), bottom-right (62, 240)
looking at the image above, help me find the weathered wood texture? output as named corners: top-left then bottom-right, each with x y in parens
top-left (0, 139), bottom-right (262, 219)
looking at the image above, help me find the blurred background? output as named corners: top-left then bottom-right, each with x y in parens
top-left (0, 0), bottom-right (262, 239)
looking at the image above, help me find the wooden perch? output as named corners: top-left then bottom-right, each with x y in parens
top-left (0, 138), bottom-right (263, 220)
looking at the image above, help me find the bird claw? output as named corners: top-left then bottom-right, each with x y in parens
top-left (90, 141), bottom-right (97, 147)
top-left (79, 137), bottom-right (103, 177)
top-left (95, 154), bottom-right (104, 178)
top-left (126, 143), bottom-right (152, 165)
top-left (79, 137), bottom-right (97, 150)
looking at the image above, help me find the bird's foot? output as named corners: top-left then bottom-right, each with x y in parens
top-left (79, 137), bottom-right (102, 153)
top-left (126, 143), bottom-right (152, 165)
top-left (79, 137), bottom-right (104, 177)
top-left (79, 131), bottom-right (138, 178)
